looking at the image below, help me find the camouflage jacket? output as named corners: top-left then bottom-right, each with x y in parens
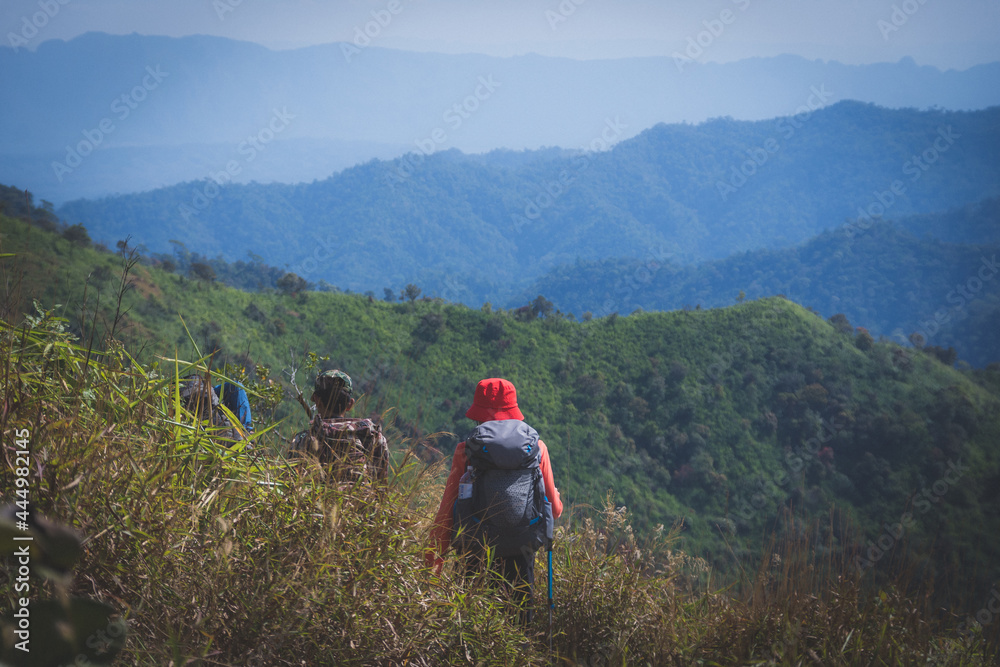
top-left (193, 411), bottom-right (242, 444)
top-left (210, 411), bottom-right (243, 443)
top-left (290, 416), bottom-right (389, 481)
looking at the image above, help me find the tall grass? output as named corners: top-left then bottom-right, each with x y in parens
top-left (2, 306), bottom-right (998, 666)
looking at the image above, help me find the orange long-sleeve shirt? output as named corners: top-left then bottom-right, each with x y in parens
top-left (428, 438), bottom-right (563, 561)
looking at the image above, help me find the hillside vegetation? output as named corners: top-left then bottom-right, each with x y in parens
top-left (4, 208), bottom-right (1000, 623)
top-left (3, 304), bottom-right (998, 665)
top-left (519, 200), bottom-right (1000, 367)
top-left (57, 103), bottom-right (1000, 305)
top-left (0, 217), bottom-right (1000, 666)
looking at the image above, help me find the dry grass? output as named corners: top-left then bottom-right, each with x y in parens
top-left (2, 308), bottom-right (998, 666)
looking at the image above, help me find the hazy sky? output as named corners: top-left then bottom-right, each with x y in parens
top-left (3, 0), bottom-right (1000, 69)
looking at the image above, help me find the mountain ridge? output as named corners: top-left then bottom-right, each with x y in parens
top-left (514, 202), bottom-right (1000, 367)
top-left (4, 31), bottom-right (1000, 202)
top-left (56, 102), bottom-right (1000, 297)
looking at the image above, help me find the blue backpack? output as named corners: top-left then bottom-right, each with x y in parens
top-left (214, 382), bottom-right (253, 432)
top-left (453, 420), bottom-right (554, 557)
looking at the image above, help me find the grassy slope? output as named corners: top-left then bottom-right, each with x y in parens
top-left (3, 314), bottom-right (996, 664)
top-left (3, 212), bottom-right (1000, 602)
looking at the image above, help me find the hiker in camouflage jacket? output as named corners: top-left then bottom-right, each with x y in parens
top-left (289, 370), bottom-right (389, 482)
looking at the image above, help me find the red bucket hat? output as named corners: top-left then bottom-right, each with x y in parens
top-left (465, 378), bottom-right (524, 422)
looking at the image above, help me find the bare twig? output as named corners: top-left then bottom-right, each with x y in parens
top-left (283, 347), bottom-right (313, 419)
top-left (108, 236), bottom-right (139, 342)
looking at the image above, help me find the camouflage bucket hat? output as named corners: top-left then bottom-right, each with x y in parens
top-left (315, 369), bottom-right (353, 397)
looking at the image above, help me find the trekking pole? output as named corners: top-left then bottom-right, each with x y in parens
top-left (547, 543), bottom-right (554, 660)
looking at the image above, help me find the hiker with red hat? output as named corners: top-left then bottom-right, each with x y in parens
top-left (427, 377), bottom-right (563, 624)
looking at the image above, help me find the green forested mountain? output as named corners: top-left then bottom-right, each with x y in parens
top-left (518, 199), bottom-right (1000, 367)
top-left (57, 102), bottom-right (1000, 307)
top-left (4, 209), bottom-right (999, 607)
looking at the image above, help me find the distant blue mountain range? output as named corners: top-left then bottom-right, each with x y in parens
top-left (56, 102), bottom-right (1000, 303)
top-left (2, 32), bottom-right (999, 203)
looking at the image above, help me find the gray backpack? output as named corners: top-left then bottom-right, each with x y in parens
top-left (452, 420), bottom-right (554, 557)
